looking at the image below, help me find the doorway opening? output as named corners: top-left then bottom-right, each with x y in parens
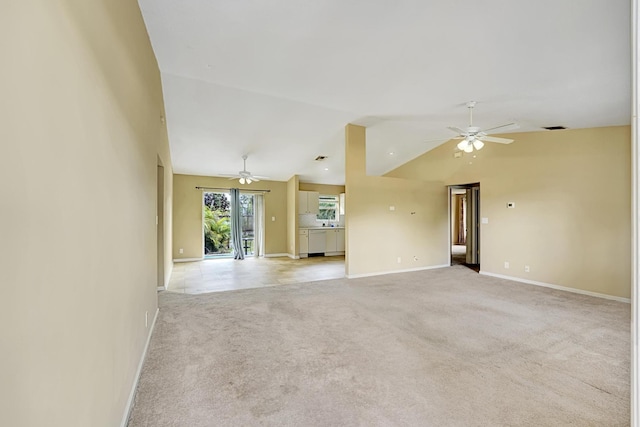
top-left (449, 183), bottom-right (480, 272)
top-left (203, 191), bottom-right (261, 258)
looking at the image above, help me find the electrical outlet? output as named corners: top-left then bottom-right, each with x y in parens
top-left (179, 248), bottom-right (184, 254)
top-left (525, 265), bottom-right (530, 273)
top-left (271, 216), bottom-right (275, 221)
top-left (397, 257), bottom-right (402, 263)
top-left (504, 261), bottom-right (510, 269)
top-left (145, 311), bottom-right (148, 328)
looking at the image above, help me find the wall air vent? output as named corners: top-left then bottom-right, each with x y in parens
top-left (542, 126), bottom-right (567, 130)
top-left (315, 155), bottom-right (328, 161)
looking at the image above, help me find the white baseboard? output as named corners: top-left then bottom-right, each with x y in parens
top-left (156, 286), bottom-right (165, 291)
top-left (479, 271), bottom-right (631, 303)
top-left (288, 254), bottom-right (300, 259)
top-left (264, 253), bottom-right (289, 258)
top-left (173, 257), bottom-right (203, 263)
top-left (346, 264), bottom-right (449, 279)
top-left (120, 307), bottom-right (159, 427)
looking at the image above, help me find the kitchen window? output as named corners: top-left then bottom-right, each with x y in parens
top-left (317, 195), bottom-right (339, 222)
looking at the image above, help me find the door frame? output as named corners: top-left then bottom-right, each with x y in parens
top-left (156, 159), bottom-right (165, 290)
top-left (201, 190), bottom-right (264, 258)
top-left (447, 183), bottom-right (481, 268)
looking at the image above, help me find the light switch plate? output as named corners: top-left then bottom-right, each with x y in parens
top-left (481, 217), bottom-right (489, 224)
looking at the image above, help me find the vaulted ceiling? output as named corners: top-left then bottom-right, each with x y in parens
top-left (139, 0), bottom-right (631, 185)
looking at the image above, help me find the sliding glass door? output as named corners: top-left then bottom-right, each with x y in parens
top-left (203, 191), bottom-right (259, 258)
top-left (238, 194), bottom-right (255, 256)
top-left (203, 192), bottom-right (232, 257)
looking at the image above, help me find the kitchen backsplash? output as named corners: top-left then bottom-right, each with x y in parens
top-left (299, 214), bottom-right (345, 228)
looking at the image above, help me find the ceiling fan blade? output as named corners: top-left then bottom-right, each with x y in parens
top-left (480, 136), bottom-right (514, 144)
top-left (447, 126), bottom-right (466, 135)
top-left (481, 122), bottom-right (519, 133)
top-left (250, 177), bottom-right (261, 182)
top-left (252, 175), bottom-right (270, 179)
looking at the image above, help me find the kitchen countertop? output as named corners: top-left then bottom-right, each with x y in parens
top-left (300, 226), bottom-right (345, 230)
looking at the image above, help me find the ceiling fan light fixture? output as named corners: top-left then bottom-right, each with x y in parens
top-left (246, 178), bottom-right (252, 184)
top-left (445, 101), bottom-right (516, 154)
top-left (239, 177), bottom-right (245, 184)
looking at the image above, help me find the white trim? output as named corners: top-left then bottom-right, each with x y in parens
top-left (346, 264), bottom-right (449, 279)
top-left (164, 263), bottom-right (173, 288)
top-left (287, 254), bottom-right (300, 259)
top-left (120, 307), bottom-right (159, 427)
top-left (479, 271), bottom-right (631, 303)
top-left (447, 186), bottom-right (452, 267)
top-left (156, 286), bottom-right (165, 291)
top-left (630, 0), bottom-right (640, 427)
top-left (264, 253), bottom-right (289, 258)
top-left (632, 0), bottom-right (639, 423)
top-left (172, 257), bottom-right (203, 263)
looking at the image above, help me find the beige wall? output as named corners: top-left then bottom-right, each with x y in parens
top-left (0, 1), bottom-right (171, 426)
top-left (345, 124), bottom-right (449, 277)
top-left (299, 182), bottom-right (345, 195)
top-left (287, 175), bottom-right (299, 257)
top-left (173, 174), bottom-right (288, 259)
top-left (387, 126), bottom-right (631, 298)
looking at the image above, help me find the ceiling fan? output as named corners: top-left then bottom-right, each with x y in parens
top-left (220, 155), bottom-right (269, 184)
top-left (448, 101), bottom-right (518, 153)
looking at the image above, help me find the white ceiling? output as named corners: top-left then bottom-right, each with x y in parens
top-left (139, 0), bottom-right (631, 185)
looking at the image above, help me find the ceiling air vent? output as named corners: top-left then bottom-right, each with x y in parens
top-left (315, 155), bottom-right (328, 161)
top-left (542, 126), bottom-right (567, 130)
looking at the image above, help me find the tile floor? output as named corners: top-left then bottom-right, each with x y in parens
top-left (167, 255), bottom-right (345, 294)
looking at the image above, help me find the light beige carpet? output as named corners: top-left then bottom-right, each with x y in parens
top-left (128, 266), bottom-right (630, 426)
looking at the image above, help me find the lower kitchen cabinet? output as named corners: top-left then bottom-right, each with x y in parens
top-left (299, 229), bottom-right (308, 258)
top-left (336, 228), bottom-right (345, 251)
top-left (325, 228), bottom-right (345, 254)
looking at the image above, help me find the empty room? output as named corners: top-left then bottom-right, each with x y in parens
top-left (2, 1), bottom-right (639, 427)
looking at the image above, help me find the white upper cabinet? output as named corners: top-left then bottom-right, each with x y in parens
top-left (299, 191), bottom-right (319, 215)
